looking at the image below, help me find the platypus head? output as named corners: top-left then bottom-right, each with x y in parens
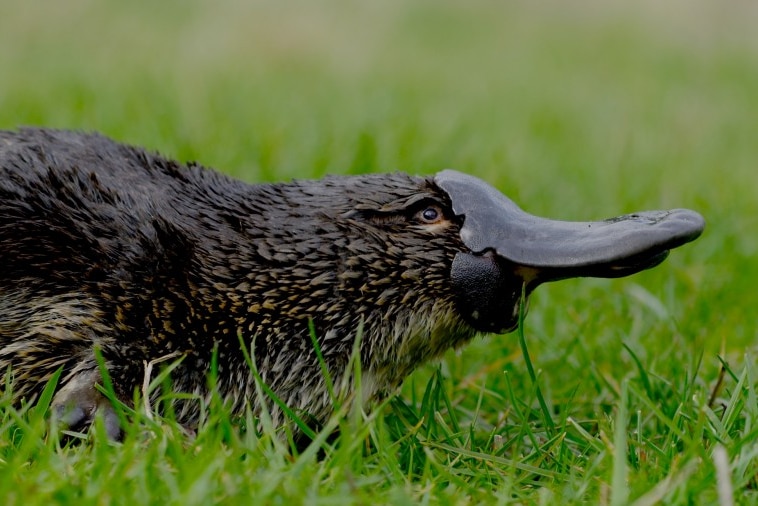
top-left (433, 169), bottom-right (705, 334)
top-left (264, 169), bottom-right (704, 399)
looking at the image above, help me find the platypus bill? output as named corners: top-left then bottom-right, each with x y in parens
top-left (0, 128), bottom-right (705, 439)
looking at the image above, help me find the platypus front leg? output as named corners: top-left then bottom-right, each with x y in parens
top-left (51, 365), bottom-right (121, 440)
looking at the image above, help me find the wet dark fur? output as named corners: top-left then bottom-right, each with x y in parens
top-left (0, 128), bottom-right (477, 432)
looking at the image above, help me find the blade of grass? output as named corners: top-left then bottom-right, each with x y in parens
top-left (424, 441), bottom-right (561, 480)
top-left (623, 343), bottom-right (653, 398)
top-left (517, 283), bottom-right (555, 437)
top-left (236, 333), bottom-right (318, 443)
top-left (610, 379), bottom-right (629, 506)
top-left (308, 319), bottom-right (337, 405)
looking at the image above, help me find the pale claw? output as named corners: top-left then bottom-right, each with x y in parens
top-left (51, 368), bottom-right (122, 440)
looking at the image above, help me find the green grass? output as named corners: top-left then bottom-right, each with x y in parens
top-left (1, 0), bottom-right (756, 503)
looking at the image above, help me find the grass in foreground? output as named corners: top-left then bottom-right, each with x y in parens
top-left (0, 322), bottom-right (756, 504)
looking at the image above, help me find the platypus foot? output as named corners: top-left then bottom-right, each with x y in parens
top-left (51, 368), bottom-right (121, 440)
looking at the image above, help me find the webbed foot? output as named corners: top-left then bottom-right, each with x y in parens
top-left (51, 368), bottom-right (122, 440)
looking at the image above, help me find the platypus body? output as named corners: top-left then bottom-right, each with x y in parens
top-left (0, 128), bottom-right (704, 438)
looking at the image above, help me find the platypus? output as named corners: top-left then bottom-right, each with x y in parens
top-left (0, 128), bottom-right (705, 438)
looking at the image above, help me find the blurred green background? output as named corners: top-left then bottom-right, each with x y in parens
top-left (0, 0), bottom-right (755, 421)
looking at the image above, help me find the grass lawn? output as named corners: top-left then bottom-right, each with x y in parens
top-left (1, 0), bottom-right (756, 503)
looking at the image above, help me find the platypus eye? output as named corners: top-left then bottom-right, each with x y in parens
top-left (417, 205), bottom-right (444, 224)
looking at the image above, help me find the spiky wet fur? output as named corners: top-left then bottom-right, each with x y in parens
top-left (0, 128), bottom-right (478, 432)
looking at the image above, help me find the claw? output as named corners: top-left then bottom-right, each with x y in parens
top-left (51, 368), bottom-right (122, 440)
